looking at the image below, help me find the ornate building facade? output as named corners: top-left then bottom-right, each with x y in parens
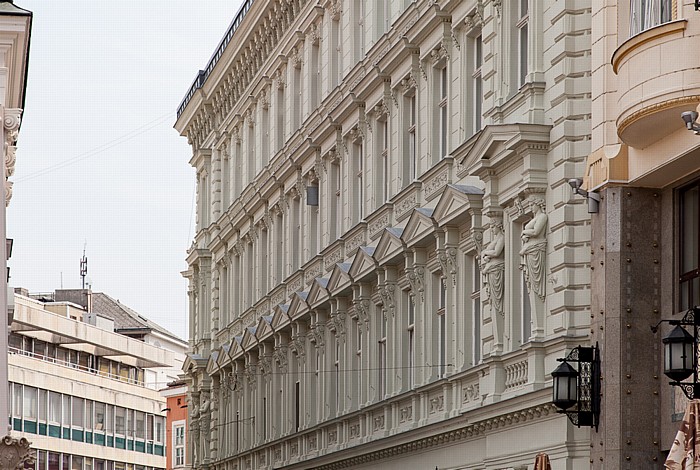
top-left (175, 0), bottom-right (594, 468)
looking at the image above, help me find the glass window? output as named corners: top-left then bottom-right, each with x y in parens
top-left (48, 452), bottom-right (60, 470)
top-left (147, 414), bottom-right (154, 441)
top-left (49, 392), bottom-right (61, 424)
top-left (115, 407), bottom-right (126, 435)
top-left (680, 183), bottom-right (700, 309)
top-left (94, 402), bottom-right (105, 431)
top-left (71, 455), bottom-right (83, 470)
top-left (630, 0), bottom-right (673, 35)
top-left (12, 383), bottom-right (22, 417)
top-left (135, 411), bottom-right (145, 439)
top-left (23, 386), bottom-right (37, 420)
top-left (72, 397), bottom-right (84, 428)
top-left (85, 400), bottom-right (93, 430)
top-left (155, 416), bottom-right (164, 443)
top-left (62, 395), bottom-right (70, 425)
top-left (39, 389), bottom-right (47, 421)
top-left (105, 404), bottom-right (114, 435)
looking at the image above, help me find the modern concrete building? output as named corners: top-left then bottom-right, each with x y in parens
top-left (176, 0), bottom-right (594, 469)
top-left (8, 290), bottom-right (185, 470)
top-left (585, 0), bottom-right (700, 467)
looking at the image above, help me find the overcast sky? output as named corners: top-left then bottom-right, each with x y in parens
top-left (8, 1), bottom-right (244, 340)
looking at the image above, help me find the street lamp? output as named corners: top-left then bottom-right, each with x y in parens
top-left (652, 306), bottom-right (700, 399)
top-left (551, 343), bottom-right (600, 430)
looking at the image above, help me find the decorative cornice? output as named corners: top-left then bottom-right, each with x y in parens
top-left (617, 95), bottom-right (700, 138)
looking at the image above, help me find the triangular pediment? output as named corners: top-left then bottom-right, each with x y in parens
top-left (241, 326), bottom-right (258, 350)
top-left (458, 124), bottom-right (552, 177)
top-left (216, 342), bottom-right (232, 369)
top-left (182, 353), bottom-right (207, 374)
top-left (206, 350), bottom-right (220, 375)
top-left (432, 184), bottom-right (484, 227)
top-left (349, 246), bottom-right (378, 281)
top-left (228, 336), bottom-right (245, 361)
top-left (256, 315), bottom-right (275, 340)
top-left (402, 208), bottom-right (437, 247)
top-left (271, 304), bottom-right (291, 330)
top-left (288, 291), bottom-right (310, 320)
top-left (307, 278), bottom-right (330, 308)
top-left (327, 262), bottom-right (352, 295)
top-left (374, 227), bottom-right (405, 265)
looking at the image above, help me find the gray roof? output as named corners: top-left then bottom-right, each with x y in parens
top-left (91, 292), bottom-right (184, 343)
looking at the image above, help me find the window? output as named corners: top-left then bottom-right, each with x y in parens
top-left (94, 402), bottom-right (105, 431)
top-left (294, 381), bottom-right (301, 432)
top-left (334, 339), bottom-right (340, 412)
top-left (330, 15), bottom-right (342, 88)
top-left (473, 35), bottom-right (483, 133)
top-left (355, 140), bottom-right (364, 222)
top-left (438, 278), bottom-right (447, 378)
top-left (72, 397), bottom-right (84, 429)
top-left (407, 296), bottom-right (415, 388)
top-left (408, 94), bottom-right (417, 181)
top-left (516, 0), bottom-right (529, 86)
top-left (376, 115), bottom-right (390, 206)
top-left (521, 271), bottom-right (532, 344)
top-left (378, 313), bottom-right (387, 399)
top-left (174, 422), bottom-right (186, 466)
top-left (332, 160), bottom-right (342, 238)
top-left (439, 67), bottom-right (448, 159)
top-left (115, 407), bottom-right (126, 435)
top-left (471, 258), bottom-right (482, 366)
top-left (135, 411), bottom-right (145, 440)
top-left (24, 386), bottom-right (38, 421)
top-left (49, 392), bottom-right (62, 424)
top-left (680, 183), bottom-right (700, 309)
top-left (630, 0), bottom-right (672, 36)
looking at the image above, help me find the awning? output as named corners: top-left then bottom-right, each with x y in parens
top-left (665, 399), bottom-right (700, 469)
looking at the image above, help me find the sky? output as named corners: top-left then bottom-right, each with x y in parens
top-left (8, 1), bottom-right (245, 340)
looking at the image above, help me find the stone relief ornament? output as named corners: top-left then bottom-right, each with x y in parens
top-left (0, 435), bottom-right (35, 469)
top-left (520, 198), bottom-right (548, 301)
top-left (481, 220), bottom-right (505, 316)
top-left (406, 265), bottom-right (425, 303)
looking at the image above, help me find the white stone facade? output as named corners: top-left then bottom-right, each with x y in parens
top-left (175, 0), bottom-right (594, 469)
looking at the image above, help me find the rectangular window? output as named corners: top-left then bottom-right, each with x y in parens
top-left (409, 94), bottom-right (417, 180)
top-left (522, 271), bottom-right (532, 344)
top-left (105, 404), bottom-right (114, 436)
top-left (135, 411), bottom-right (145, 440)
top-left (23, 386), bottom-right (37, 421)
top-left (294, 381), bottom-right (301, 432)
top-left (49, 392), bottom-right (61, 424)
top-left (355, 141), bottom-right (364, 222)
top-left (680, 183), bottom-right (700, 309)
top-left (439, 67), bottom-right (448, 159)
top-left (438, 278), bottom-right (447, 378)
top-left (378, 314), bottom-right (387, 400)
top-left (334, 339), bottom-right (340, 412)
top-left (516, 0), bottom-right (529, 86)
top-left (94, 402), bottom-right (105, 431)
top-left (115, 407), bottom-right (126, 435)
top-left (72, 397), bottom-right (84, 429)
top-left (407, 297), bottom-right (415, 388)
top-left (471, 258), bottom-right (482, 365)
top-left (630, 0), bottom-right (673, 36)
top-left (473, 36), bottom-right (483, 133)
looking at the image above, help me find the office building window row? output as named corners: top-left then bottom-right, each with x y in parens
top-left (8, 382), bottom-right (165, 457)
top-left (32, 450), bottom-right (164, 470)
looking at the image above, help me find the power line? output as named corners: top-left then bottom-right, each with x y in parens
top-left (14, 111), bottom-right (176, 183)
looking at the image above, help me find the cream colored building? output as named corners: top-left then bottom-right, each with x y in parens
top-left (8, 291), bottom-right (182, 470)
top-left (585, 0), bottom-right (700, 467)
top-left (176, 0), bottom-right (595, 469)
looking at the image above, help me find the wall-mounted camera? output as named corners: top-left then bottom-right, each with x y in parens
top-left (568, 178), bottom-right (600, 213)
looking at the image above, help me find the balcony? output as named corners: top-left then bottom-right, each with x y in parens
top-left (613, 19), bottom-right (700, 149)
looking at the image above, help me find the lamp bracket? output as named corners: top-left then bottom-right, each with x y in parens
top-left (554, 343), bottom-right (601, 431)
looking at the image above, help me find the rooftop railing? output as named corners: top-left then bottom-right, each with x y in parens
top-left (177, 0), bottom-right (256, 118)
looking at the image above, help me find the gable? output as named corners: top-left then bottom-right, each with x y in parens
top-left (307, 278), bottom-right (330, 307)
top-left (374, 228), bottom-right (405, 265)
top-left (432, 184), bottom-right (484, 227)
top-left (401, 208), bottom-right (437, 247)
top-left (349, 246), bottom-right (378, 282)
top-left (327, 262), bottom-right (352, 295)
top-left (271, 304), bottom-right (291, 330)
top-left (256, 315), bottom-right (275, 339)
top-left (288, 291), bottom-right (310, 320)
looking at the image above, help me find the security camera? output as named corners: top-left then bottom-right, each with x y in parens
top-left (681, 111), bottom-right (700, 133)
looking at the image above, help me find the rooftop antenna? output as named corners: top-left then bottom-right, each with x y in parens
top-left (80, 242), bottom-right (88, 290)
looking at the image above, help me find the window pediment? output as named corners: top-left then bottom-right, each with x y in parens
top-left (327, 262), bottom-right (353, 296)
top-left (432, 184), bottom-right (484, 227)
top-left (271, 304), bottom-right (291, 331)
top-left (288, 291), bottom-right (311, 320)
top-left (458, 124), bottom-right (551, 177)
top-left (349, 246), bottom-right (378, 282)
top-left (402, 208), bottom-right (437, 248)
top-left (374, 227), bottom-right (406, 266)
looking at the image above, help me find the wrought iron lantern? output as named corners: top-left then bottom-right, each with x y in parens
top-left (652, 306), bottom-right (700, 399)
top-left (551, 343), bottom-right (600, 430)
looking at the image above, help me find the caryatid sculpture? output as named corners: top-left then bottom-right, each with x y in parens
top-left (520, 198), bottom-right (548, 301)
top-left (481, 220), bottom-right (505, 317)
